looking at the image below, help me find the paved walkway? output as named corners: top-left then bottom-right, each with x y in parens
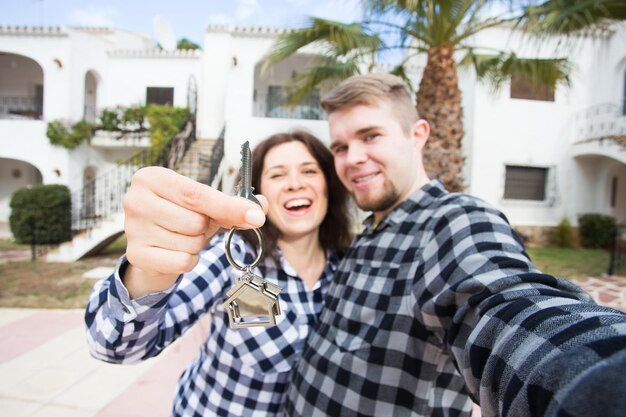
top-left (0, 276), bottom-right (624, 417)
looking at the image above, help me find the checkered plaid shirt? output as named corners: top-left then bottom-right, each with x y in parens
top-left (85, 233), bottom-right (337, 416)
top-left (286, 180), bottom-right (626, 417)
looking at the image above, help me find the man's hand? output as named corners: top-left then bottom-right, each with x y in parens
top-left (121, 167), bottom-right (267, 299)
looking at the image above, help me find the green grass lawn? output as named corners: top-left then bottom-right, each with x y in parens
top-left (526, 246), bottom-right (611, 279)
top-left (0, 239), bottom-right (30, 251)
top-left (0, 237), bottom-right (616, 309)
top-left (0, 236), bottom-right (126, 309)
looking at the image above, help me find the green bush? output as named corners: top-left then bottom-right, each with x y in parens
top-left (551, 217), bottom-right (574, 247)
top-left (578, 213), bottom-right (617, 249)
top-left (99, 108), bottom-right (120, 131)
top-left (46, 104), bottom-right (189, 159)
top-left (9, 185), bottom-right (71, 244)
top-left (46, 120), bottom-right (96, 149)
top-left (145, 105), bottom-right (189, 152)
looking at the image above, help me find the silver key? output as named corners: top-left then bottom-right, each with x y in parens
top-left (222, 141), bottom-right (282, 329)
top-left (237, 141), bottom-right (261, 206)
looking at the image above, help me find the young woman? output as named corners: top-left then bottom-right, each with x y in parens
top-left (85, 131), bottom-right (352, 416)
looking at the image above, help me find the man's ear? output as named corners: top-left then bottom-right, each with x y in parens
top-left (411, 119), bottom-right (430, 152)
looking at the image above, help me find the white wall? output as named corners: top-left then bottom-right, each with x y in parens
top-left (0, 120), bottom-right (69, 185)
top-left (105, 51), bottom-right (201, 109)
top-left (462, 24), bottom-right (625, 227)
top-left (0, 158), bottom-right (42, 221)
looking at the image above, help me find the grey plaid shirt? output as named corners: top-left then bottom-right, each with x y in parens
top-left (286, 180), bottom-right (626, 417)
top-left (85, 233), bottom-right (337, 416)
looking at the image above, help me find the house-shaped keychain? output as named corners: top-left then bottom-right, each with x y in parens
top-left (223, 273), bottom-right (282, 328)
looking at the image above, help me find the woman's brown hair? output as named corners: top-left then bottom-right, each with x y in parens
top-left (242, 130), bottom-right (352, 262)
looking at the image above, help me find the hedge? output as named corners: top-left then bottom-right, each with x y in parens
top-left (9, 185), bottom-right (72, 244)
top-left (577, 213), bottom-right (617, 249)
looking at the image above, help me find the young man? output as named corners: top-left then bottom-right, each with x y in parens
top-left (284, 74), bottom-right (626, 417)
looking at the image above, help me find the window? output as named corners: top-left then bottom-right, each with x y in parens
top-left (504, 165), bottom-right (548, 201)
top-left (510, 74), bottom-right (554, 102)
top-left (146, 87), bottom-right (174, 106)
top-left (265, 86), bottom-right (323, 120)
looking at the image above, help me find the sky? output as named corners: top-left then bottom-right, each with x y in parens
top-left (0, 0), bottom-right (364, 46)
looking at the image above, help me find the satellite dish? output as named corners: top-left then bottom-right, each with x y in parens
top-left (153, 15), bottom-right (177, 51)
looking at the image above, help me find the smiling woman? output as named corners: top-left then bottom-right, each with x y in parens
top-left (84, 130), bottom-right (353, 416)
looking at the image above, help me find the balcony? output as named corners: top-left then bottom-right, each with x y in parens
top-left (572, 103), bottom-right (626, 164)
top-left (0, 96), bottom-right (43, 120)
top-left (573, 103), bottom-right (626, 142)
top-left (90, 130), bottom-right (150, 148)
top-left (253, 89), bottom-right (326, 121)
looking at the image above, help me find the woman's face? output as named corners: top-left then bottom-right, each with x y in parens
top-left (260, 141), bottom-right (328, 242)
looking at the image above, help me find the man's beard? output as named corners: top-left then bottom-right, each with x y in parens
top-left (352, 180), bottom-right (400, 214)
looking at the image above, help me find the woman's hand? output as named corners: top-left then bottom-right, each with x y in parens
top-left (121, 167), bottom-right (267, 299)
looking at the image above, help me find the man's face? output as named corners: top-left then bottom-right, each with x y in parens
top-left (328, 100), bottom-right (428, 222)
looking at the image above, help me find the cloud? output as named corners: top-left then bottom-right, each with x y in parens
top-left (235, 0), bottom-right (260, 22)
top-left (207, 13), bottom-right (233, 25)
top-left (310, 0), bottom-right (362, 22)
top-left (68, 4), bottom-right (118, 27)
top-left (284, 0), bottom-right (310, 5)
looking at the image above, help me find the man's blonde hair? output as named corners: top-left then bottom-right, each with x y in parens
top-left (320, 73), bottom-right (418, 134)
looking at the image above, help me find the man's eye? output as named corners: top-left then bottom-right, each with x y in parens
top-left (364, 133), bottom-right (379, 142)
top-left (332, 145), bottom-right (347, 155)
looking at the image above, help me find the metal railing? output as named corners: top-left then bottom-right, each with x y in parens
top-left (167, 118), bottom-right (196, 170)
top-left (71, 147), bottom-right (169, 233)
top-left (71, 117), bottom-right (195, 234)
top-left (253, 92), bottom-right (326, 120)
top-left (608, 223), bottom-right (626, 276)
top-left (0, 96), bottom-right (42, 120)
top-left (573, 102), bottom-right (626, 143)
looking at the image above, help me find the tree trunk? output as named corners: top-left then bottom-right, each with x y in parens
top-left (416, 45), bottom-right (465, 192)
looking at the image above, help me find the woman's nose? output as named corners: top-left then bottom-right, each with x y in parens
top-left (286, 172), bottom-right (304, 190)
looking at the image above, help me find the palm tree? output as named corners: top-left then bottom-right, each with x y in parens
top-left (265, 0), bottom-right (576, 192)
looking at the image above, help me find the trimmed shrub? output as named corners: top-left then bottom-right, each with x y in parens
top-left (577, 213), bottom-right (617, 249)
top-left (551, 217), bottom-right (574, 247)
top-left (9, 185), bottom-right (72, 244)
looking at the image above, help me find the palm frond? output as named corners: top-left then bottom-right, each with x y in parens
top-left (264, 17), bottom-right (381, 71)
top-left (286, 59), bottom-right (362, 106)
top-left (362, 0), bottom-right (425, 16)
top-left (521, 0), bottom-right (626, 36)
top-left (463, 50), bottom-right (571, 94)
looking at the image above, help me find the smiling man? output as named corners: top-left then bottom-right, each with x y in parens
top-left (285, 74), bottom-right (626, 417)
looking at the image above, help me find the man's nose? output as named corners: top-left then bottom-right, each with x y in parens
top-left (346, 143), bottom-right (367, 165)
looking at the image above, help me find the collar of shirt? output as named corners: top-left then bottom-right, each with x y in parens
top-left (272, 246), bottom-right (339, 291)
top-left (361, 179), bottom-right (447, 234)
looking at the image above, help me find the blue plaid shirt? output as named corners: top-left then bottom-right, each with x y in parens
top-left (286, 180), bottom-right (626, 417)
top-left (85, 233), bottom-right (337, 416)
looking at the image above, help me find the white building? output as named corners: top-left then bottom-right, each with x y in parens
top-left (0, 22), bottom-right (624, 256)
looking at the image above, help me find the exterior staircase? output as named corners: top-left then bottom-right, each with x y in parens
top-left (176, 138), bottom-right (217, 183)
top-left (46, 119), bottom-right (225, 262)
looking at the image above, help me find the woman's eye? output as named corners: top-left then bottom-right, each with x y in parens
top-left (270, 173), bottom-right (284, 179)
top-left (364, 133), bottom-right (379, 142)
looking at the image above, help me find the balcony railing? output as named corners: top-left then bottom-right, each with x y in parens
top-left (573, 102), bottom-right (626, 143)
top-left (0, 96), bottom-right (42, 120)
top-left (253, 92), bottom-right (326, 121)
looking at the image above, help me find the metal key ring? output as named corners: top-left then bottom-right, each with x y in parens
top-left (225, 227), bottom-right (264, 271)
